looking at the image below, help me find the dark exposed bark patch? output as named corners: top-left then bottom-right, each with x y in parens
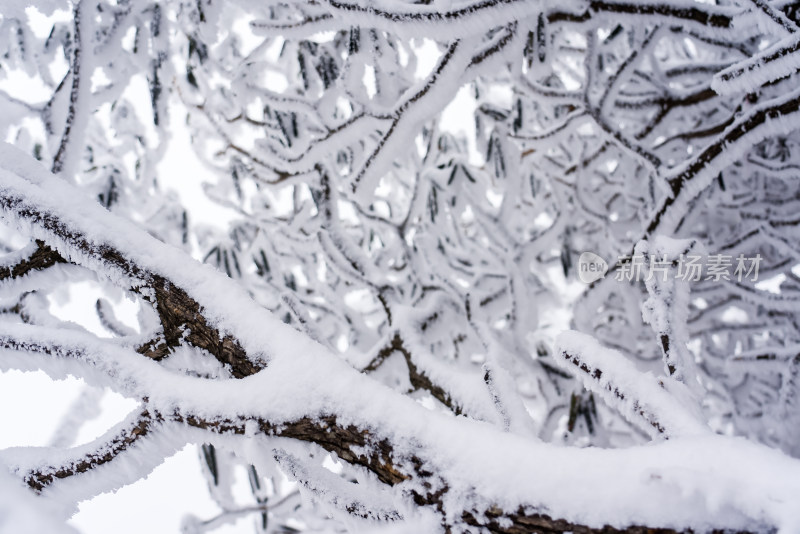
top-left (0, 240), bottom-right (66, 281)
top-left (135, 275), bottom-right (258, 378)
top-left (466, 507), bottom-right (751, 534)
top-left (364, 332), bottom-right (462, 415)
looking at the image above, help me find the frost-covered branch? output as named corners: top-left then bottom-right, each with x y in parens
top-left (21, 408), bottom-right (154, 492)
top-left (555, 331), bottom-right (707, 438)
top-left (646, 86), bottom-right (800, 237)
top-left (3, 0), bottom-right (800, 531)
top-left (51, 1), bottom-right (93, 178)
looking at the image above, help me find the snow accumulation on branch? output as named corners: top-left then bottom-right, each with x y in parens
top-left (645, 85), bottom-right (800, 238)
top-left (2, 0), bottom-right (800, 532)
top-left (0, 144), bottom-right (800, 533)
top-left (585, 70), bottom-right (800, 296)
top-left (555, 331), bottom-right (707, 439)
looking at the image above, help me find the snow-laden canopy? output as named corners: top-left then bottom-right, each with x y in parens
top-left (1, 0), bottom-right (800, 532)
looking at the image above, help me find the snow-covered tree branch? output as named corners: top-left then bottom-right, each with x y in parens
top-left (1, 0), bottom-right (799, 532)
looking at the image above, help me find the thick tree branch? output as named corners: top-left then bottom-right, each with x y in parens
top-left (0, 316), bottom-right (780, 534)
top-left (0, 161), bottom-right (260, 377)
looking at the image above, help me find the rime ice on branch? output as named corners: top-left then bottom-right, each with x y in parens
top-left (1, 0), bottom-right (800, 533)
